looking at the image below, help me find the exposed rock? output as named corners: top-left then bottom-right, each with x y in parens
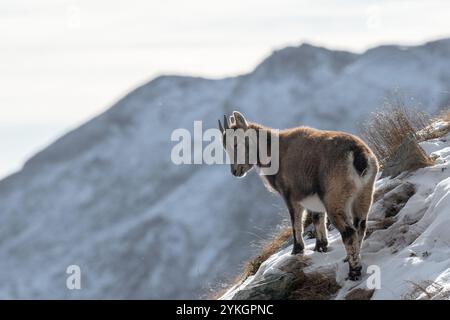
top-left (226, 251), bottom-right (340, 300)
top-left (345, 288), bottom-right (375, 300)
top-left (366, 217), bottom-right (396, 237)
top-left (231, 272), bottom-right (296, 300)
top-left (370, 181), bottom-right (415, 220)
top-left (373, 179), bottom-right (403, 202)
top-left (231, 255), bottom-right (309, 300)
top-left (383, 183), bottom-right (416, 217)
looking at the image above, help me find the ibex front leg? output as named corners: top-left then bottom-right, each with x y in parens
top-left (285, 197), bottom-right (305, 255)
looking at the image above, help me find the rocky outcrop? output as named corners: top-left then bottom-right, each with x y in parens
top-left (223, 253), bottom-right (340, 300)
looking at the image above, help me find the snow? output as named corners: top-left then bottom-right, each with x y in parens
top-left (223, 131), bottom-right (450, 300)
top-left (0, 38), bottom-right (450, 299)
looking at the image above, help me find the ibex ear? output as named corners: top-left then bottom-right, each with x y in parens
top-left (232, 111), bottom-right (248, 129)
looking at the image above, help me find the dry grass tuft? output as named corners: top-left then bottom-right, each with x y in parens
top-left (359, 99), bottom-right (431, 167)
top-left (209, 226), bottom-right (292, 299)
top-left (242, 226), bottom-right (292, 279)
top-left (287, 271), bottom-right (340, 300)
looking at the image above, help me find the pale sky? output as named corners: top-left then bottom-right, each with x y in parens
top-left (1, 0), bottom-right (450, 178)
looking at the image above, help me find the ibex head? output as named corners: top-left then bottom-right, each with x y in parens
top-left (218, 111), bottom-right (255, 178)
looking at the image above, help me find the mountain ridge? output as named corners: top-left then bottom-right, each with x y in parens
top-left (15, 37), bottom-right (450, 174)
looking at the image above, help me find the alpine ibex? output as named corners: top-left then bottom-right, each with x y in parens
top-left (219, 111), bottom-right (379, 280)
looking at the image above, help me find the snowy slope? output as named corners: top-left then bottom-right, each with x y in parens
top-left (222, 124), bottom-right (450, 300)
top-left (0, 39), bottom-right (450, 299)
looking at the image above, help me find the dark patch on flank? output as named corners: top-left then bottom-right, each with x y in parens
top-left (351, 145), bottom-right (368, 176)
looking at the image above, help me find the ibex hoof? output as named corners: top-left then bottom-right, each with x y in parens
top-left (314, 239), bottom-right (328, 253)
top-left (291, 244), bottom-right (304, 255)
top-left (347, 266), bottom-right (362, 281)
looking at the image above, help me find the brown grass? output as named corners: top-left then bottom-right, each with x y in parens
top-left (209, 226), bottom-right (292, 299)
top-left (242, 226), bottom-right (293, 279)
top-left (287, 271), bottom-right (340, 300)
top-left (359, 99), bottom-right (431, 167)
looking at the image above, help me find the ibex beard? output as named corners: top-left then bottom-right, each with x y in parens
top-left (219, 111), bottom-right (379, 281)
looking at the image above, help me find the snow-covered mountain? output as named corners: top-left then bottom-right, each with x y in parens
top-left (0, 38), bottom-right (449, 299)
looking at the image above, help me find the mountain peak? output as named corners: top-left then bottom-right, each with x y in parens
top-left (252, 42), bottom-right (356, 78)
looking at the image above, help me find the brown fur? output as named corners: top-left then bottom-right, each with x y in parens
top-left (219, 111), bottom-right (379, 280)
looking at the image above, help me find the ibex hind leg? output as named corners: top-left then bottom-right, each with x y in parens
top-left (325, 184), bottom-right (362, 281)
top-left (311, 211), bottom-right (328, 252)
top-left (352, 181), bottom-right (376, 250)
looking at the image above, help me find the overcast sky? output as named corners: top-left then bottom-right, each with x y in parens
top-left (1, 0), bottom-right (450, 178)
